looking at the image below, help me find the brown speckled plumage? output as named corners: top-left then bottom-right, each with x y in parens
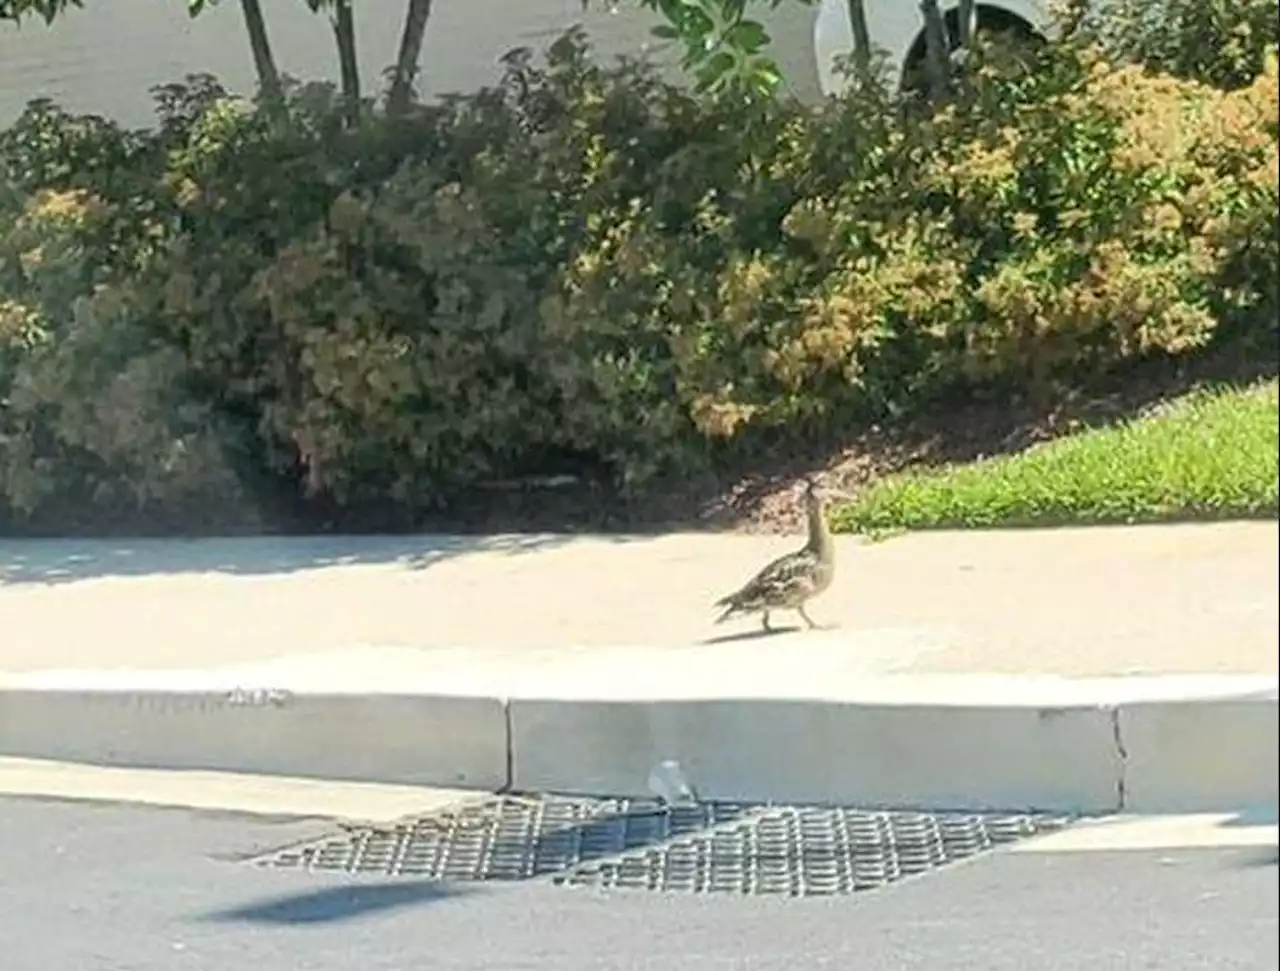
top-left (713, 480), bottom-right (836, 632)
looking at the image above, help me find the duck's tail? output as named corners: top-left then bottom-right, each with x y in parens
top-left (713, 594), bottom-right (742, 625)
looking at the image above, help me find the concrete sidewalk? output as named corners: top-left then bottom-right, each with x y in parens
top-left (1, 521), bottom-right (1276, 814)
top-left (1, 521), bottom-right (1276, 676)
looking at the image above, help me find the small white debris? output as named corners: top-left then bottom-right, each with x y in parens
top-left (647, 759), bottom-right (698, 807)
top-left (223, 687), bottom-right (291, 707)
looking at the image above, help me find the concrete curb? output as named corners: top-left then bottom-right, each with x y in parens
top-left (0, 663), bottom-right (1274, 814)
top-left (0, 687), bottom-right (509, 791)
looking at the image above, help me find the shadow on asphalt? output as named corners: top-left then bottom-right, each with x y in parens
top-left (1238, 849), bottom-right (1279, 868)
top-left (203, 879), bottom-right (469, 925)
top-left (1214, 809), bottom-right (1278, 869)
top-left (0, 533), bottom-right (645, 585)
top-left (1217, 808), bottom-right (1279, 828)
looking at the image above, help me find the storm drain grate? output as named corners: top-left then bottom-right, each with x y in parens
top-left (251, 796), bottom-right (758, 882)
top-left (247, 794), bottom-right (1071, 897)
top-left (558, 804), bottom-right (1069, 896)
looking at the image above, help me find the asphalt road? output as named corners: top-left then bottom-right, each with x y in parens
top-left (0, 797), bottom-right (1275, 971)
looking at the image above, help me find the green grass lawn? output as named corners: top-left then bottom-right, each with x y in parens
top-left (831, 380), bottom-right (1280, 534)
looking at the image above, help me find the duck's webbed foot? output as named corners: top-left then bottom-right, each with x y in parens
top-left (797, 605), bottom-right (821, 630)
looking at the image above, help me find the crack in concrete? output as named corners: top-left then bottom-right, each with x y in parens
top-left (1109, 706), bottom-right (1129, 811)
top-left (500, 698), bottom-right (514, 793)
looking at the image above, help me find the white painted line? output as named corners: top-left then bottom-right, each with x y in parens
top-left (0, 757), bottom-right (484, 823)
top-left (1014, 812), bottom-right (1278, 853)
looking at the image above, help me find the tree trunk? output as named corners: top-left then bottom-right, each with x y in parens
top-left (957, 0), bottom-right (976, 48)
top-left (845, 0), bottom-right (872, 81)
top-left (388, 0), bottom-right (434, 117)
top-left (331, 0), bottom-right (361, 126)
top-left (919, 0), bottom-right (950, 102)
top-left (238, 0), bottom-right (285, 117)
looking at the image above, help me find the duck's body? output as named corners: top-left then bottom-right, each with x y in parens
top-left (714, 481), bottom-right (836, 632)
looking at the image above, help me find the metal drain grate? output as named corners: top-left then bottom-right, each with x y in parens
top-left (251, 796), bottom-right (757, 882)
top-left (558, 805), bottom-right (1068, 896)
top-left (247, 795), bottom-right (1071, 897)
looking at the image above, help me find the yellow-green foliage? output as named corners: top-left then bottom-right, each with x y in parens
top-left (1074, 0), bottom-right (1278, 91)
top-left (916, 45), bottom-right (1279, 387)
top-left (0, 185), bottom-right (241, 514)
top-left (0, 27), bottom-right (1276, 527)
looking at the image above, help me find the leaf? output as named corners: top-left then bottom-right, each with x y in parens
top-left (749, 60), bottom-right (784, 91)
top-left (695, 49), bottom-right (740, 90)
top-left (0, 0), bottom-right (83, 24)
top-left (656, 0), bottom-right (690, 26)
top-left (724, 19), bottom-right (770, 54)
top-left (682, 6), bottom-right (716, 41)
top-left (650, 23), bottom-right (681, 39)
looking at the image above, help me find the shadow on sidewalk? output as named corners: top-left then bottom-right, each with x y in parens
top-left (0, 532), bottom-right (645, 586)
top-left (699, 625), bottom-right (802, 645)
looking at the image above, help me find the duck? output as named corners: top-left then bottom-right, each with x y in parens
top-left (713, 479), bottom-right (838, 633)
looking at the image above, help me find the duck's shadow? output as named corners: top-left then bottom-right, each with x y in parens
top-left (699, 620), bottom-right (843, 645)
top-left (699, 625), bottom-right (803, 645)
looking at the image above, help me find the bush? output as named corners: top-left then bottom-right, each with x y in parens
top-left (1, 22), bottom-right (1276, 531)
top-left (914, 41), bottom-right (1279, 389)
top-left (0, 107), bottom-right (243, 522)
top-left (1071, 0), bottom-right (1279, 91)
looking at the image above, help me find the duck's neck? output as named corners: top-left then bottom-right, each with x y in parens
top-left (806, 500), bottom-right (832, 560)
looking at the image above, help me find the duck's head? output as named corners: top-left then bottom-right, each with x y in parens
top-left (801, 477), bottom-right (850, 511)
top-left (801, 477), bottom-right (826, 512)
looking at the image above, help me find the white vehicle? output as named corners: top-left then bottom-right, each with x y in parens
top-left (0, 0), bottom-right (1048, 128)
top-left (813, 0), bottom-right (1048, 95)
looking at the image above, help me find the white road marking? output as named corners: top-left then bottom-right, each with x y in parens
top-left (0, 757), bottom-right (485, 823)
top-left (1015, 812), bottom-right (1278, 853)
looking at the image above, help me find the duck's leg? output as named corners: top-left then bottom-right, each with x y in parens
top-left (797, 605), bottom-right (819, 630)
top-left (761, 611), bottom-right (772, 632)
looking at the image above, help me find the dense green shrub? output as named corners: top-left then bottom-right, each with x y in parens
top-left (0, 104), bottom-right (241, 519)
top-left (1072, 0), bottom-right (1278, 91)
top-left (1, 21), bottom-right (1276, 530)
top-left (916, 42), bottom-right (1279, 386)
